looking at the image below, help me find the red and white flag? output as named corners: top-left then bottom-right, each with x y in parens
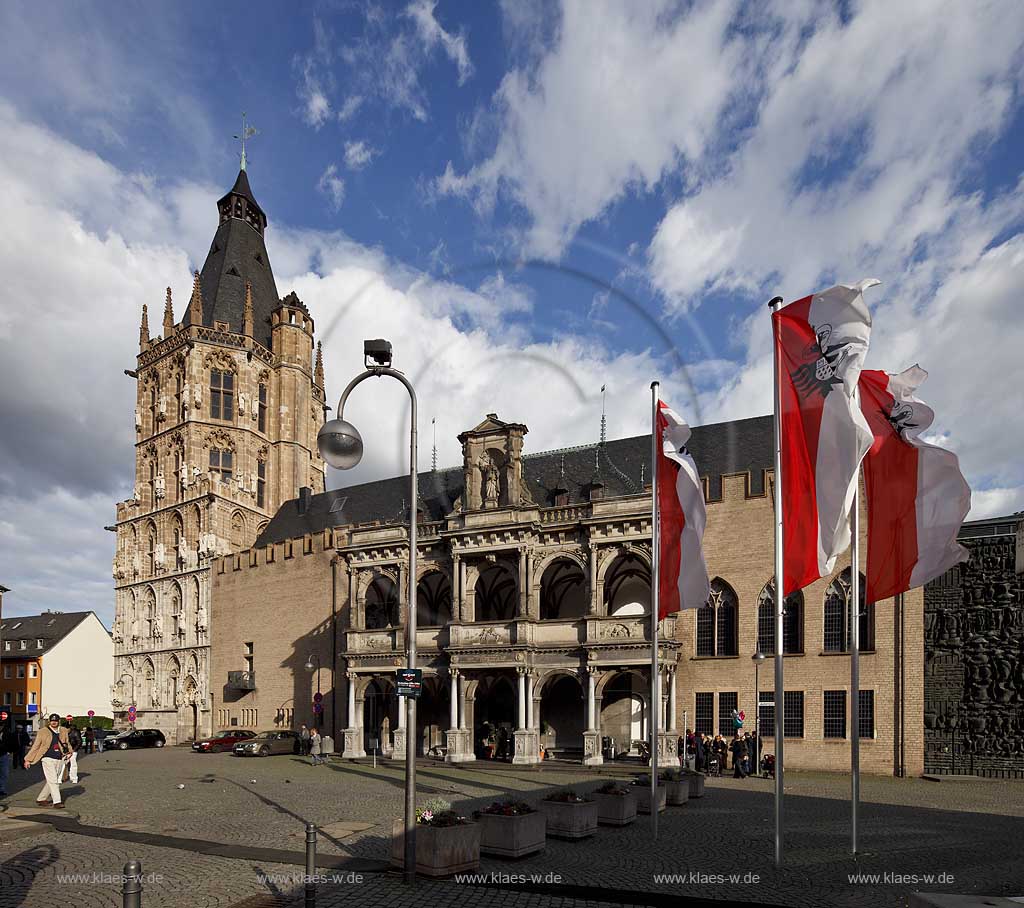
top-left (859, 366), bottom-right (970, 602)
top-left (773, 280), bottom-right (878, 596)
top-left (657, 401), bottom-right (710, 617)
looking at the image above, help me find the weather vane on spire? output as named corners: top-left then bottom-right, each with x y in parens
top-left (234, 112), bottom-right (259, 172)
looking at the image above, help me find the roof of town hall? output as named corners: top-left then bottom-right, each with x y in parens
top-left (0, 611), bottom-right (97, 657)
top-left (254, 414), bottom-right (773, 548)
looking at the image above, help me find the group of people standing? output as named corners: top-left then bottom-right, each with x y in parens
top-left (0, 711), bottom-right (102, 804)
top-left (680, 728), bottom-right (764, 778)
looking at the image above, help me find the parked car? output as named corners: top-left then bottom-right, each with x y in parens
top-left (232, 731), bottom-right (300, 757)
top-left (192, 730), bottom-right (256, 753)
top-left (110, 729), bottom-right (166, 750)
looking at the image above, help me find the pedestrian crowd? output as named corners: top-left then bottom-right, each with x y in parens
top-left (678, 728), bottom-right (766, 779)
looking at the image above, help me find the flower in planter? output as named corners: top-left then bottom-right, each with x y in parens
top-left (416, 797), bottom-right (469, 827)
top-left (544, 788), bottom-right (589, 803)
top-left (659, 768), bottom-right (683, 782)
top-left (474, 800), bottom-right (536, 818)
top-left (594, 781), bottom-right (630, 796)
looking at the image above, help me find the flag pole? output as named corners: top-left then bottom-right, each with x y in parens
top-left (768, 296), bottom-right (786, 869)
top-left (650, 381), bottom-right (660, 840)
top-left (850, 470), bottom-right (861, 854)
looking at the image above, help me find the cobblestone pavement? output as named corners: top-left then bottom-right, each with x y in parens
top-left (1, 747), bottom-right (1022, 907)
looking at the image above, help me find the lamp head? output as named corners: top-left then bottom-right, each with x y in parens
top-left (363, 338), bottom-right (392, 369)
top-left (304, 659), bottom-right (315, 672)
top-left (318, 418), bottom-right (363, 470)
top-left (752, 652), bottom-right (766, 663)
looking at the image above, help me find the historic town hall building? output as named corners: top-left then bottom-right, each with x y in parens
top-left (211, 412), bottom-right (925, 775)
top-left (110, 165), bottom-right (327, 743)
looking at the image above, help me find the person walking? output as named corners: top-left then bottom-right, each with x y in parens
top-left (61, 722), bottom-right (82, 785)
top-left (0, 710), bottom-right (16, 797)
top-left (309, 728), bottom-right (322, 766)
top-left (300, 725), bottom-right (311, 757)
top-left (24, 714), bottom-right (72, 808)
top-left (85, 727), bottom-right (95, 756)
top-left (730, 733), bottom-right (748, 779)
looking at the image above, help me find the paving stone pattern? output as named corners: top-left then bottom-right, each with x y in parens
top-left (1, 748), bottom-right (1023, 907)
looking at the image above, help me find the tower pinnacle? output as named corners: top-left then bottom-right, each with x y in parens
top-left (234, 112), bottom-right (259, 173)
top-left (314, 341), bottom-right (325, 389)
top-left (243, 282), bottom-right (254, 337)
top-left (189, 271), bottom-right (203, 326)
top-left (139, 304), bottom-right (149, 349)
top-left (163, 287), bottom-right (174, 338)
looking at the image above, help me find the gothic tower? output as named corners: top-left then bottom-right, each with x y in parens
top-left (111, 166), bottom-right (327, 743)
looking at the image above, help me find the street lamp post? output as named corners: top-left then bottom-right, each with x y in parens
top-left (751, 652), bottom-right (765, 763)
top-left (318, 339), bottom-right (419, 885)
top-left (304, 654), bottom-right (322, 727)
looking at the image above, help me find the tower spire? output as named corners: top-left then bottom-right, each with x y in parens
top-left (600, 384), bottom-right (607, 446)
top-left (243, 282), bottom-right (254, 337)
top-left (314, 341), bottom-right (325, 389)
top-left (163, 287), bottom-right (174, 338)
top-left (431, 417), bottom-right (437, 472)
top-left (189, 270), bottom-right (203, 326)
top-left (139, 303), bottom-right (149, 349)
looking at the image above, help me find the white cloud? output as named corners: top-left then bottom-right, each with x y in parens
top-left (0, 101), bottom-right (685, 625)
top-left (405, 0), bottom-right (474, 85)
top-left (316, 163), bottom-right (346, 210)
top-left (437, 0), bottom-right (743, 256)
top-left (343, 140), bottom-right (379, 171)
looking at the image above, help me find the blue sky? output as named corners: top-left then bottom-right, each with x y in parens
top-left (0, 0), bottom-right (1022, 623)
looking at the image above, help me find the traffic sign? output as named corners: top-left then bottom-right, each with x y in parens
top-left (66, 714), bottom-right (73, 721)
top-left (313, 702), bottom-right (323, 714)
top-left (396, 667), bottom-right (422, 699)
top-left (87, 710), bottom-right (95, 718)
top-left (313, 692), bottom-right (323, 703)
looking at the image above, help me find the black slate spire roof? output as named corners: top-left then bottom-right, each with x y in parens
top-left (182, 168), bottom-right (280, 350)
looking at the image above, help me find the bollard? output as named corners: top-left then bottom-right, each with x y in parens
top-left (305, 822), bottom-right (317, 908)
top-left (121, 859), bottom-right (142, 908)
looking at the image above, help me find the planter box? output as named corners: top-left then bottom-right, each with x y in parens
top-left (478, 810), bottom-right (546, 858)
top-left (688, 774), bottom-right (706, 799)
top-left (390, 820), bottom-right (480, 877)
top-left (592, 791), bottom-right (637, 826)
top-left (634, 784), bottom-right (667, 814)
top-left (538, 799), bottom-right (599, 840)
top-left (663, 779), bottom-right (690, 806)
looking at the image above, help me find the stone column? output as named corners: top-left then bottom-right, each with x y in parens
top-left (445, 667), bottom-right (473, 763)
top-left (449, 669), bottom-right (459, 730)
top-left (342, 672), bottom-right (365, 758)
top-left (461, 562), bottom-right (472, 622)
top-left (517, 668), bottom-right (527, 730)
top-left (513, 666), bottom-right (540, 765)
top-left (348, 566), bottom-right (358, 629)
top-left (588, 545), bottom-right (599, 615)
top-left (458, 674), bottom-right (468, 730)
top-left (518, 547), bottom-right (528, 618)
top-left (451, 553), bottom-right (462, 623)
top-left (668, 667), bottom-right (678, 733)
top-left (398, 561), bottom-right (408, 627)
top-left (391, 688), bottom-right (406, 760)
top-left (583, 666), bottom-right (603, 765)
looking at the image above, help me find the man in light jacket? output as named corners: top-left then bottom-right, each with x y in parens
top-left (310, 728), bottom-right (322, 766)
top-left (24, 714), bottom-right (72, 808)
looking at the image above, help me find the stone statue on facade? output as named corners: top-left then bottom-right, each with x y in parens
top-left (484, 463), bottom-right (499, 505)
top-left (182, 381), bottom-right (191, 410)
top-left (251, 396), bottom-right (259, 419)
top-left (193, 385), bottom-right (202, 408)
top-left (155, 472), bottom-right (166, 499)
top-left (134, 408), bottom-right (142, 431)
top-left (238, 391), bottom-right (248, 416)
top-left (132, 552), bottom-right (141, 576)
top-left (196, 603), bottom-right (208, 632)
top-left (158, 394), bottom-right (168, 418)
top-left (155, 543), bottom-right (166, 569)
top-left (153, 615), bottom-right (163, 638)
top-left (181, 466), bottom-right (190, 490)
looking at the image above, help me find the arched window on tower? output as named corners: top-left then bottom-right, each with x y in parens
top-left (230, 512), bottom-right (245, 551)
top-left (258, 384), bottom-right (267, 433)
top-left (146, 525), bottom-right (157, 577)
top-left (256, 460), bottom-right (267, 509)
top-left (210, 369), bottom-right (234, 422)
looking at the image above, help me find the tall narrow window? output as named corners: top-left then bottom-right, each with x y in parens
top-left (258, 383), bottom-right (267, 433)
top-left (148, 461), bottom-right (156, 505)
top-left (695, 693), bottom-right (714, 736)
top-left (209, 448), bottom-right (233, 482)
top-left (783, 691), bottom-right (804, 738)
top-left (858, 690), bottom-right (875, 739)
top-left (244, 642), bottom-right (254, 675)
top-left (210, 370), bottom-right (234, 421)
top-left (257, 460), bottom-right (266, 508)
top-left (696, 578), bottom-right (739, 657)
top-left (173, 454), bottom-right (181, 503)
top-left (718, 692), bottom-right (738, 737)
top-left (823, 690), bottom-right (846, 738)
top-left (175, 375), bottom-right (183, 422)
top-left (147, 529), bottom-right (156, 576)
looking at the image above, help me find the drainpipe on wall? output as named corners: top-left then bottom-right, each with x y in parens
top-left (331, 554), bottom-right (339, 741)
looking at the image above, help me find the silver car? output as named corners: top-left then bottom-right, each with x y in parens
top-left (232, 731), bottom-right (300, 757)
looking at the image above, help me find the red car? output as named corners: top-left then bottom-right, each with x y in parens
top-left (192, 729), bottom-right (256, 753)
